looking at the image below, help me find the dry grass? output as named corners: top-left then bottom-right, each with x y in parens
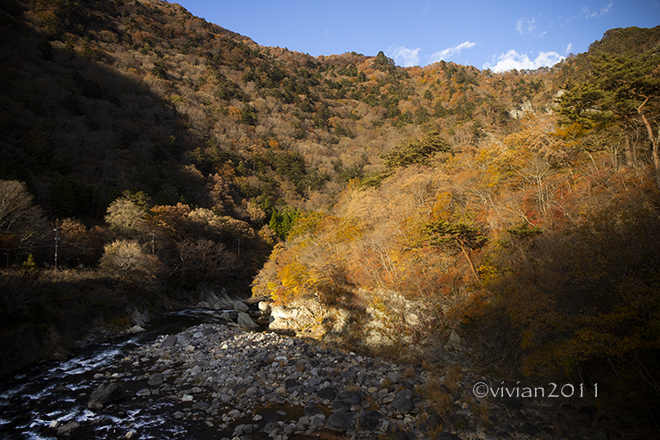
top-left (424, 377), bottom-right (453, 415)
top-left (403, 364), bottom-right (416, 379)
top-left (444, 365), bottom-right (463, 393)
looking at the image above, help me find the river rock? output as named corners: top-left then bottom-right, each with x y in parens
top-left (147, 373), bottom-right (164, 386)
top-left (386, 371), bottom-right (401, 384)
top-left (420, 412), bottom-right (443, 433)
top-left (56, 420), bottom-right (80, 435)
top-left (83, 320), bottom-right (610, 440)
top-left (358, 410), bottom-right (384, 431)
top-left (317, 386), bottom-right (336, 400)
top-left (220, 311), bottom-right (238, 322)
top-left (53, 385), bottom-right (72, 393)
top-left (88, 382), bottom-right (126, 410)
top-left (159, 334), bottom-right (177, 348)
top-left (391, 389), bottom-right (414, 414)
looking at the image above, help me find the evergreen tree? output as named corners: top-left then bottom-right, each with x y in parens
top-left (558, 49), bottom-right (660, 187)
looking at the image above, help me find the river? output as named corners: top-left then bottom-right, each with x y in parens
top-left (0, 309), bottom-right (235, 439)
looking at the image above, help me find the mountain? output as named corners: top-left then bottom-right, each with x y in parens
top-left (0, 0), bottom-right (567, 219)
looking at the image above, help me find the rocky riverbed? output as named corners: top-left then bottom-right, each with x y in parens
top-left (43, 321), bottom-right (621, 440)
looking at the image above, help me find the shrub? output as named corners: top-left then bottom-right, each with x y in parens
top-left (100, 240), bottom-right (163, 292)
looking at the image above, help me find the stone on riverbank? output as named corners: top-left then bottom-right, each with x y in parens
top-left (325, 409), bottom-right (356, 432)
top-left (91, 321), bottom-right (617, 440)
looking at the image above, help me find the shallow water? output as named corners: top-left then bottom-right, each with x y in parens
top-left (0, 310), bottom-right (230, 439)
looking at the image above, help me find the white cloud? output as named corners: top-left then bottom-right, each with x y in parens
top-left (516, 17), bottom-right (537, 35)
top-left (387, 46), bottom-right (421, 67)
top-left (582, 1), bottom-right (614, 18)
top-left (566, 43), bottom-right (573, 54)
top-left (483, 50), bottom-right (565, 73)
top-left (429, 41), bottom-right (476, 63)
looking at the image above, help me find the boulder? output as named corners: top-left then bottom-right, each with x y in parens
top-left (362, 290), bottom-right (432, 350)
top-left (325, 409), bottom-right (355, 432)
top-left (236, 312), bottom-right (257, 328)
top-left (128, 325), bottom-right (145, 334)
top-left (53, 385), bottom-right (73, 393)
top-left (56, 421), bottom-right (80, 436)
top-left (258, 301), bottom-right (271, 313)
top-left (88, 382), bottom-right (127, 410)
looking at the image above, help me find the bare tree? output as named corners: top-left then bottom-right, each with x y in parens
top-left (0, 180), bottom-right (48, 262)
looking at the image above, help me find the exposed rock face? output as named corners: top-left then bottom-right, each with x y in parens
top-left (197, 289), bottom-right (235, 310)
top-left (444, 329), bottom-right (463, 352)
top-left (508, 99), bottom-right (535, 119)
top-left (127, 305), bottom-right (149, 327)
top-left (264, 291), bottom-right (455, 362)
top-left (233, 300), bottom-right (249, 312)
top-left (236, 312), bottom-right (257, 328)
top-left (269, 299), bottom-right (327, 333)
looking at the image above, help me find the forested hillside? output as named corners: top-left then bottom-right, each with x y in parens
top-left (1, 0), bottom-right (660, 431)
top-left (0, 0), bottom-right (576, 296)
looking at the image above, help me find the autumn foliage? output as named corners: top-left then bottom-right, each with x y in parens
top-left (0, 0), bottom-right (659, 425)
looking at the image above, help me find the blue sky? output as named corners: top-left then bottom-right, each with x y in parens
top-left (175, 0), bottom-right (660, 72)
